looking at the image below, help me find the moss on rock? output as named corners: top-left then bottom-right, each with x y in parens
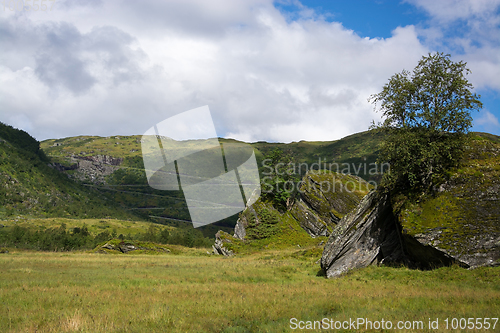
top-left (399, 136), bottom-right (500, 267)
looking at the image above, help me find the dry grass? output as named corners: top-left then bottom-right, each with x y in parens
top-left (1, 217), bottom-right (171, 237)
top-left (0, 249), bottom-right (499, 332)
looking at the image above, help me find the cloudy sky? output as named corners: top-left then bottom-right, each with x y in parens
top-left (1, 0), bottom-right (499, 142)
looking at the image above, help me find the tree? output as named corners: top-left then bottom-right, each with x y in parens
top-left (260, 148), bottom-right (299, 209)
top-left (370, 53), bottom-right (482, 194)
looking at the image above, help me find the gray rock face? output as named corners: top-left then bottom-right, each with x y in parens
top-left (404, 231), bottom-right (499, 269)
top-left (213, 231), bottom-right (234, 256)
top-left (231, 171), bottom-right (371, 241)
top-left (71, 155), bottom-right (123, 184)
top-left (321, 191), bottom-right (406, 278)
top-left (52, 154), bottom-right (124, 184)
top-left (290, 199), bottom-right (329, 237)
top-left (321, 190), bottom-right (478, 278)
top-left (97, 241), bottom-right (170, 254)
top-left (119, 243), bottom-right (137, 253)
top-left (233, 206), bottom-right (258, 240)
top-left (233, 218), bottom-right (247, 240)
top-left (398, 139), bottom-right (500, 269)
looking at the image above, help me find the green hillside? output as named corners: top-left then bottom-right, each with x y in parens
top-left (0, 122), bottom-right (224, 251)
top-left (0, 122), bottom-right (137, 220)
top-left (41, 130), bottom-right (385, 182)
top-left (399, 133), bottom-right (500, 266)
top-left (7, 121), bottom-right (500, 256)
top-left (39, 131), bottom-right (386, 231)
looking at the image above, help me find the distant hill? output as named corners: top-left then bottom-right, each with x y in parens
top-left (41, 131), bottom-right (385, 182)
top-left (39, 131), bottom-right (385, 231)
top-left (0, 122), bottom-right (138, 220)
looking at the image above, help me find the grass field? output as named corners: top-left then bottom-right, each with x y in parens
top-left (1, 249), bottom-right (499, 332)
top-left (1, 217), bottom-right (173, 238)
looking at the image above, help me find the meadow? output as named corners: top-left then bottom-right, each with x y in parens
top-left (1, 249), bottom-right (499, 332)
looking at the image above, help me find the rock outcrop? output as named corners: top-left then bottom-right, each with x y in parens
top-left (320, 191), bottom-right (406, 278)
top-left (232, 171), bottom-right (373, 240)
top-left (321, 191), bottom-right (462, 278)
top-left (399, 138), bottom-right (500, 269)
top-left (52, 154), bottom-right (124, 184)
top-left (289, 199), bottom-right (329, 237)
top-left (213, 231), bottom-right (234, 256)
top-left (96, 241), bottom-right (170, 254)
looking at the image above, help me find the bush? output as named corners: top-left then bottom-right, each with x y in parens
top-left (246, 207), bottom-right (280, 240)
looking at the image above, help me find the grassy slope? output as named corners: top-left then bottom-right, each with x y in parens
top-left (399, 134), bottom-right (500, 262)
top-left (39, 131), bottom-right (385, 234)
top-left (0, 251), bottom-right (498, 332)
top-left (218, 170), bottom-right (373, 254)
top-left (40, 131), bottom-right (500, 243)
top-left (41, 131), bottom-right (385, 181)
top-left (0, 138), bottom-right (138, 221)
top-left (0, 217), bottom-right (170, 238)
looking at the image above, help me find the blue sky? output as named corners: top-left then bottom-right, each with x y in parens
top-left (1, 0), bottom-right (499, 141)
top-left (283, 0), bottom-right (500, 135)
top-left (280, 1), bottom-right (429, 38)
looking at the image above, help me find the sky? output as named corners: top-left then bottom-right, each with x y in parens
top-left (1, 0), bottom-right (499, 142)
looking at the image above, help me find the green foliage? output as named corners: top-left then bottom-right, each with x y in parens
top-left (370, 53), bottom-right (482, 194)
top-left (0, 122), bottom-right (40, 155)
top-left (0, 224), bottom-right (95, 251)
top-left (246, 207), bottom-right (280, 240)
top-left (0, 128), bottom-right (138, 220)
top-left (260, 148), bottom-right (300, 209)
top-left (370, 53), bottom-right (482, 132)
top-left (0, 222), bottom-right (212, 250)
top-left (107, 167), bottom-right (147, 185)
top-left (379, 128), bottom-right (467, 193)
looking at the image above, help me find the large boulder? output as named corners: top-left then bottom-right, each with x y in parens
top-left (322, 136), bottom-right (500, 277)
top-left (399, 138), bottom-right (500, 268)
top-left (289, 199), bottom-right (329, 237)
top-left (320, 191), bottom-right (406, 278)
top-left (299, 172), bottom-right (369, 224)
top-left (213, 231), bottom-right (235, 256)
top-left (320, 190), bottom-right (461, 278)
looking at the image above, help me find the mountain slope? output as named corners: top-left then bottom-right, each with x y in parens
top-left (0, 122), bottom-right (137, 220)
top-left (398, 133), bottom-right (500, 267)
top-left (39, 131), bottom-right (385, 231)
top-left (214, 170), bottom-right (373, 255)
top-left (321, 133), bottom-right (500, 277)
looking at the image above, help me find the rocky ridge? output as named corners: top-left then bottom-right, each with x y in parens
top-left (321, 137), bottom-right (500, 277)
top-left (232, 171), bottom-right (372, 243)
top-left (50, 154), bottom-right (123, 184)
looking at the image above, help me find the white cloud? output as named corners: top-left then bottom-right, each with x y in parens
top-left (0, 0), bottom-right (498, 142)
top-left (407, 0), bottom-right (500, 91)
top-left (405, 0), bottom-right (500, 23)
top-left (476, 110), bottom-right (500, 128)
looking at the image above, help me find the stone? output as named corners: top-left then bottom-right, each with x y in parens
top-left (321, 191), bottom-right (406, 278)
top-left (231, 171), bottom-right (371, 241)
top-left (213, 231), bottom-right (234, 256)
top-left (101, 243), bottom-right (116, 251)
top-left (119, 242), bottom-right (137, 253)
top-left (289, 199), bottom-right (329, 237)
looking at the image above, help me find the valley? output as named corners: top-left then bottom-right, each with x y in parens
top-left (1, 121), bottom-right (499, 332)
